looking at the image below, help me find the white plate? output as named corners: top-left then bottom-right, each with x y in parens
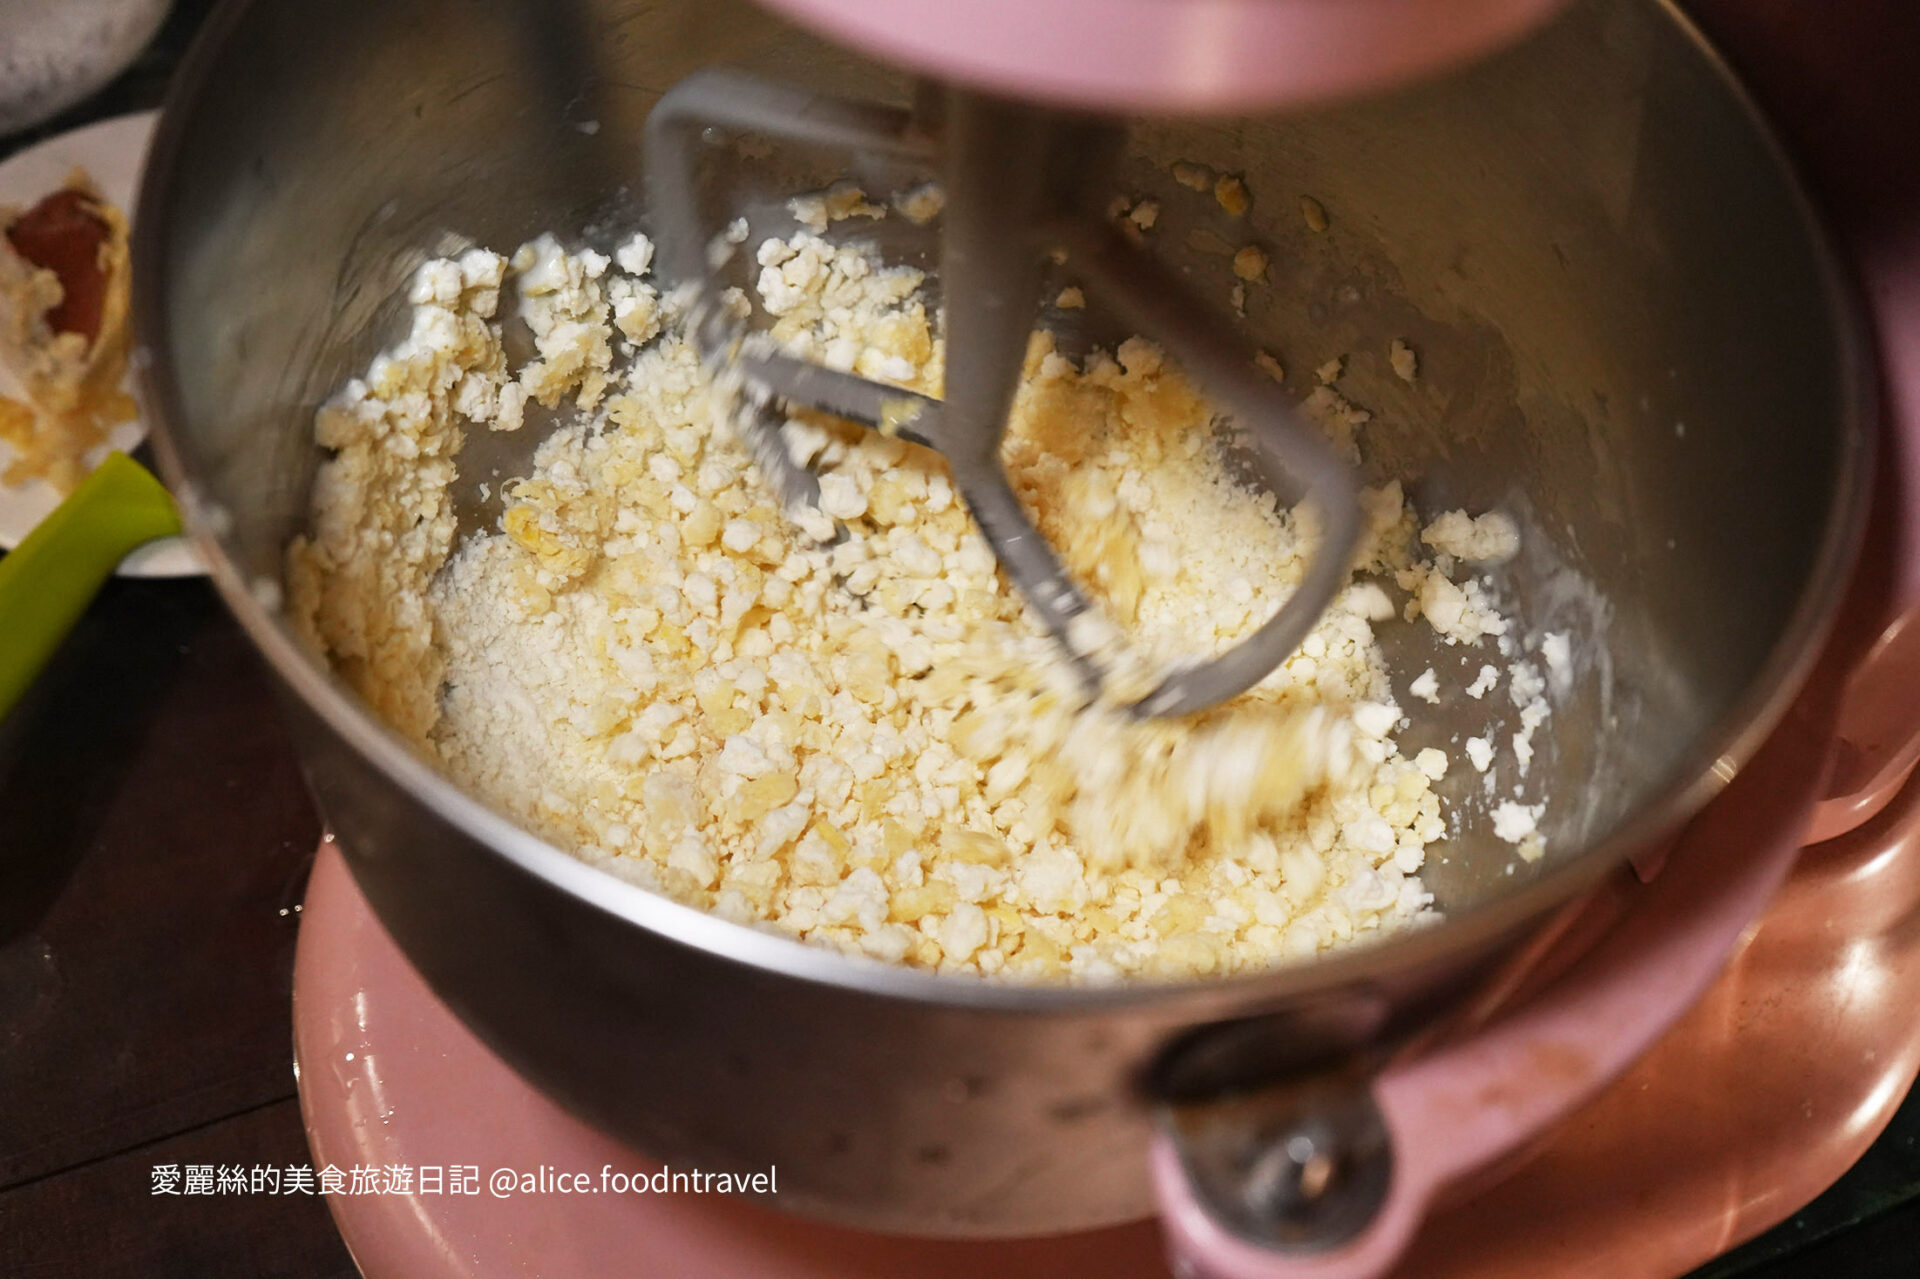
top-left (0, 109), bottom-right (200, 578)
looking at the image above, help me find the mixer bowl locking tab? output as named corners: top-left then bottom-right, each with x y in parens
top-left (646, 70), bottom-right (1363, 718)
top-left (1145, 1018), bottom-right (1399, 1258)
top-left (1160, 1077), bottom-right (1395, 1256)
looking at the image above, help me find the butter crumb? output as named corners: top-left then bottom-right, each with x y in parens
top-left (1173, 162), bottom-right (1212, 191)
top-left (1214, 175), bottom-right (1250, 217)
top-left (1389, 339), bottom-right (1418, 383)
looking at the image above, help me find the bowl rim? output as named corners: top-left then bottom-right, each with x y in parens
top-left (130, 0), bottom-right (1877, 1016)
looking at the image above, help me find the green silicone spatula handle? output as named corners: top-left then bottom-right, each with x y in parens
top-left (0, 450), bottom-right (182, 720)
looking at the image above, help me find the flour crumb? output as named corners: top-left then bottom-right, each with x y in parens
top-left (1421, 509), bottom-right (1519, 564)
top-left (892, 183), bottom-right (945, 225)
top-left (1492, 800), bottom-right (1546, 862)
top-left (1172, 162), bottom-right (1212, 191)
top-left (614, 232), bottom-right (655, 278)
top-left (1409, 668), bottom-right (1440, 704)
top-left (1466, 664), bottom-right (1499, 698)
top-left (788, 181), bottom-right (883, 235)
top-left (1389, 338), bottom-right (1418, 383)
top-left (1542, 631), bottom-right (1572, 685)
top-left (1507, 660), bottom-right (1551, 778)
top-left (1399, 563), bottom-right (1510, 645)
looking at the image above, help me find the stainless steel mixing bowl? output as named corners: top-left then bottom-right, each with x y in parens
top-left (133, 0), bottom-right (1869, 1240)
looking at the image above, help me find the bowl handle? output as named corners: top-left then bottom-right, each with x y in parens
top-left (1809, 233), bottom-right (1920, 843)
top-left (1150, 684), bottom-right (1831, 1279)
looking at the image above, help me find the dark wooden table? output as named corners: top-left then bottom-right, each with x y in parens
top-left (0, 566), bottom-right (351, 1276)
top-left (0, 13), bottom-right (353, 1275)
top-left (1, 4), bottom-right (1917, 1276)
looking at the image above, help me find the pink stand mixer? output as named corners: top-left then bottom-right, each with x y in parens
top-left (133, 0), bottom-right (1920, 1275)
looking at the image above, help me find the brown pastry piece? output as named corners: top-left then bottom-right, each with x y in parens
top-left (0, 171), bottom-right (135, 493)
top-left (8, 187), bottom-right (115, 344)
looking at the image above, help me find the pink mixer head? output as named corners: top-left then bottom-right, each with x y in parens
top-left (751, 0), bottom-right (1574, 113)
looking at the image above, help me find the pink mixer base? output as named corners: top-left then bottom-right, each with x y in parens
top-left (296, 762), bottom-right (1920, 1279)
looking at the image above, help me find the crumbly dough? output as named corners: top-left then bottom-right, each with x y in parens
top-left (1171, 163), bottom-right (1212, 192)
top-left (1492, 799), bottom-right (1545, 861)
top-left (1466, 664), bottom-right (1499, 698)
top-left (1214, 175), bottom-right (1250, 217)
top-left (289, 211), bottom-right (1540, 982)
top-left (1388, 338), bottom-right (1418, 383)
top-left (1421, 508), bottom-right (1519, 565)
top-left (1409, 668), bottom-right (1440, 704)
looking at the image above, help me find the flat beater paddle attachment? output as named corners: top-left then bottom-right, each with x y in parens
top-left (646, 70), bottom-right (1362, 719)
